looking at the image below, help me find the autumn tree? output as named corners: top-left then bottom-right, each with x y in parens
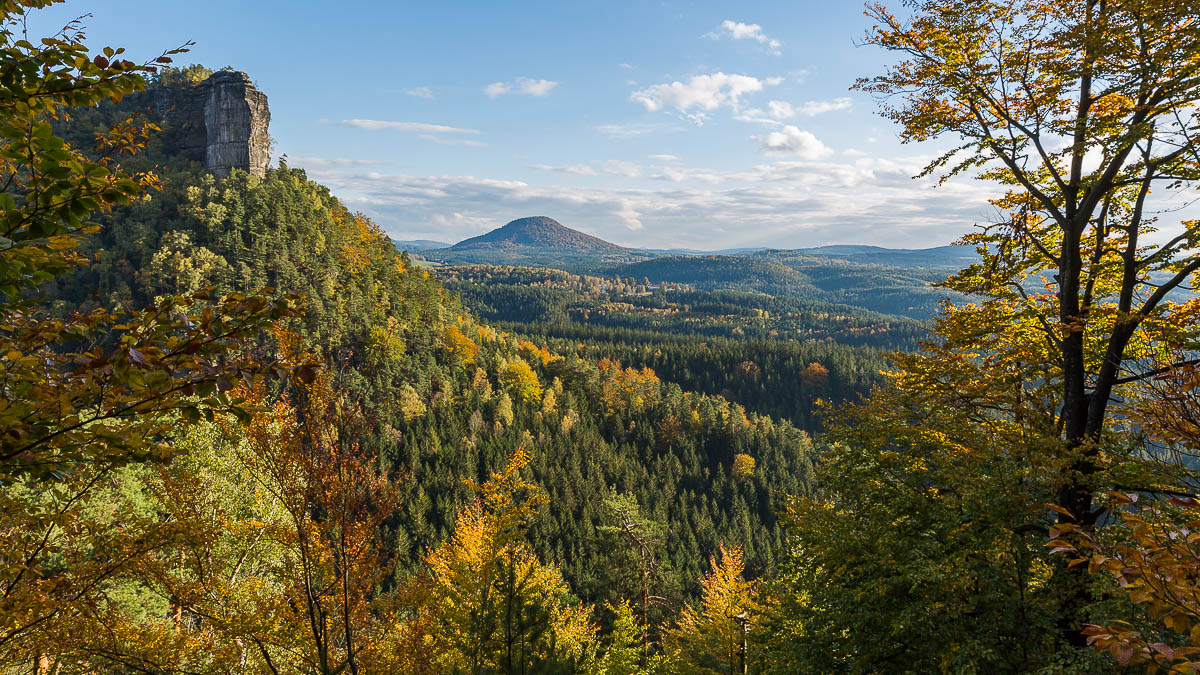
top-left (662, 544), bottom-right (758, 674)
top-left (0, 2), bottom-right (294, 666)
top-left (445, 322), bottom-right (479, 366)
top-left (857, 0), bottom-right (1200, 641)
top-left (227, 363), bottom-right (401, 674)
top-left (412, 448), bottom-right (597, 673)
top-left (503, 358), bottom-right (544, 406)
top-left (62, 338), bottom-right (401, 673)
top-left (731, 454), bottom-right (755, 482)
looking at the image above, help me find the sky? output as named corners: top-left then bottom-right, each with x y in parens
top-left (35, 0), bottom-right (1008, 250)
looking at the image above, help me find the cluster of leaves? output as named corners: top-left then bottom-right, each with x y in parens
top-left (1052, 493), bottom-right (1200, 671)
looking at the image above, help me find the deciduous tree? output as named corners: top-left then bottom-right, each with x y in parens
top-left (858, 0), bottom-right (1200, 639)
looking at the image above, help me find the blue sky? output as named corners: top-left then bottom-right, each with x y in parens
top-left (37, 1), bottom-right (1001, 249)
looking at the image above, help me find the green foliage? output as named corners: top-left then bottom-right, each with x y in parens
top-left (0, 1), bottom-right (179, 299)
top-left (440, 265), bottom-right (912, 434)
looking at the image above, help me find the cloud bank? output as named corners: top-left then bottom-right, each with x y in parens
top-left (299, 156), bottom-right (997, 250)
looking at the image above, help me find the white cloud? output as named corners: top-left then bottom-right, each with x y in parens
top-left (596, 122), bottom-right (681, 138)
top-left (530, 163), bottom-right (598, 176)
top-left (419, 135), bottom-right (487, 147)
top-left (631, 72), bottom-right (770, 122)
top-left (619, 63), bottom-right (633, 69)
top-left (650, 166), bottom-right (725, 184)
top-left (615, 199), bottom-right (644, 230)
top-left (402, 86), bottom-right (435, 99)
top-left (602, 160), bottom-right (642, 177)
top-left (649, 154), bottom-right (681, 162)
top-left (766, 100), bottom-right (795, 120)
top-left (529, 161), bottom-right (643, 178)
top-left (760, 126), bottom-right (833, 159)
top-left (709, 20), bottom-right (782, 55)
top-left (754, 98), bottom-right (853, 123)
top-left (340, 119), bottom-right (481, 135)
top-left (798, 98), bottom-right (853, 116)
top-left (484, 77), bottom-right (559, 98)
top-left (483, 82), bottom-right (510, 98)
top-left (518, 78), bottom-right (558, 96)
top-left (286, 155), bottom-right (385, 170)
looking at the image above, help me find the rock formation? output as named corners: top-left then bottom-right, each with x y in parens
top-left (150, 70), bottom-right (271, 178)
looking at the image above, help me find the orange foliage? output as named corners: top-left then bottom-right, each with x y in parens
top-left (596, 359), bottom-right (660, 416)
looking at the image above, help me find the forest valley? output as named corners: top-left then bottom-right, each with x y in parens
top-left (4, 0), bottom-right (1200, 673)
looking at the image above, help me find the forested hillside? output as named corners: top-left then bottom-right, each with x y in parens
top-left (437, 265), bottom-right (917, 431)
top-left (50, 161), bottom-right (816, 596)
top-left (598, 253), bottom-right (958, 320)
top-left (4, 39), bottom-right (815, 668)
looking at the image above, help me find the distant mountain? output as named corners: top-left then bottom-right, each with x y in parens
top-left (392, 239), bottom-right (451, 251)
top-left (638, 246), bottom-right (768, 256)
top-left (786, 244), bottom-right (974, 268)
top-left (449, 216), bottom-right (626, 254)
top-left (595, 252), bottom-right (959, 320)
top-left (414, 218), bottom-right (969, 315)
top-left (422, 216), bottom-right (653, 266)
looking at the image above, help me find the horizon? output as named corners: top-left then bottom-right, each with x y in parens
top-left (392, 214), bottom-right (966, 252)
top-left (34, 1), bottom-right (1197, 250)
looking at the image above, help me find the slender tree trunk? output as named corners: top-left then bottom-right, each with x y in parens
top-left (1055, 219), bottom-right (1097, 648)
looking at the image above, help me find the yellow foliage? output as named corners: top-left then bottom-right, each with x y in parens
top-left (732, 454), bottom-right (756, 481)
top-left (414, 450), bottom-right (596, 671)
top-left (336, 212), bottom-right (386, 275)
top-left (664, 544), bottom-right (758, 672)
top-left (503, 358), bottom-right (543, 406)
top-left (368, 316), bottom-right (405, 364)
top-left (443, 324), bottom-right (478, 366)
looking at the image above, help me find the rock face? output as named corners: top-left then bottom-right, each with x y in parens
top-left (150, 71), bottom-right (271, 178)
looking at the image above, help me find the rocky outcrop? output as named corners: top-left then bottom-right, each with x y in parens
top-left (150, 71), bottom-right (271, 178)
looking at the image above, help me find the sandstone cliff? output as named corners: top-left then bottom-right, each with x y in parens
top-left (150, 70), bottom-right (271, 178)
